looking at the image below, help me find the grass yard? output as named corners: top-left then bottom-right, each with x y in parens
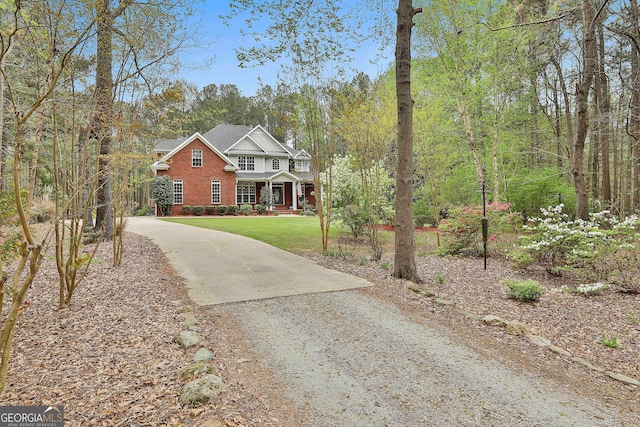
top-left (163, 216), bottom-right (333, 254)
top-left (163, 216), bottom-right (438, 258)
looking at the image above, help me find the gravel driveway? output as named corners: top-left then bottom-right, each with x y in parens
top-left (213, 289), bottom-right (631, 427)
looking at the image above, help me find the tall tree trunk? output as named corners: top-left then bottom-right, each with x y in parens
top-left (549, 51), bottom-right (574, 171)
top-left (630, 0), bottom-right (640, 211)
top-left (393, 0), bottom-right (421, 283)
top-left (458, 100), bottom-right (486, 185)
top-left (597, 22), bottom-right (611, 206)
top-left (552, 80), bottom-right (564, 175)
top-left (573, 0), bottom-right (597, 220)
top-left (0, 55), bottom-right (6, 192)
top-left (492, 41), bottom-right (500, 202)
top-left (92, 0), bottom-right (118, 240)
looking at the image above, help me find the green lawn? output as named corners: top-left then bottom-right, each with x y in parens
top-left (163, 216), bottom-right (334, 253)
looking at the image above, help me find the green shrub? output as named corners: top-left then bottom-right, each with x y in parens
top-left (507, 167), bottom-right (576, 219)
top-left (182, 205), bottom-right (192, 215)
top-left (0, 190), bottom-right (21, 223)
top-left (192, 205), bottom-right (204, 216)
top-left (151, 175), bottom-right (174, 216)
top-left (503, 278), bottom-right (544, 302)
top-left (205, 206), bottom-right (216, 215)
top-left (255, 204), bottom-right (267, 215)
top-left (337, 204), bottom-right (372, 240)
top-left (240, 204), bottom-right (252, 216)
top-left (508, 205), bottom-right (640, 284)
top-left (436, 202), bottom-right (522, 256)
top-left (227, 205), bottom-right (239, 216)
top-left (259, 187), bottom-right (273, 210)
top-left (216, 205), bottom-right (227, 215)
top-left (0, 230), bottom-right (22, 262)
top-left (136, 205), bottom-right (151, 216)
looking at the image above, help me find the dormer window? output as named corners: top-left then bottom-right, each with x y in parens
top-left (192, 149), bottom-right (202, 167)
top-left (272, 158), bottom-right (280, 170)
top-left (295, 159), bottom-right (310, 172)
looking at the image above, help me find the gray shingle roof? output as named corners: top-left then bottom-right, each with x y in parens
top-left (202, 124), bottom-right (252, 152)
top-left (154, 136), bottom-right (187, 152)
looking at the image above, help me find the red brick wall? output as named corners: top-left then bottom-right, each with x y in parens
top-left (157, 137), bottom-right (236, 215)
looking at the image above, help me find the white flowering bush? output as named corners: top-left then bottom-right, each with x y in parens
top-left (561, 282), bottom-right (608, 296)
top-left (509, 204), bottom-right (640, 287)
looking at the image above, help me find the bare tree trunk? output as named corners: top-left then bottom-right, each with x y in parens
top-left (92, 0), bottom-right (122, 240)
top-left (0, 56), bottom-right (6, 192)
top-left (549, 51), bottom-right (574, 170)
top-left (457, 100), bottom-right (486, 186)
top-left (492, 42), bottom-right (500, 201)
top-left (552, 80), bottom-right (564, 174)
top-left (597, 22), bottom-right (611, 206)
top-left (393, 0), bottom-right (421, 283)
top-left (630, 0), bottom-right (640, 211)
top-left (573, 0), bottom-right (597, 220)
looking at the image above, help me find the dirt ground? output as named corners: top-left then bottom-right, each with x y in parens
top-left (1, 231), bottom-right (638, 426)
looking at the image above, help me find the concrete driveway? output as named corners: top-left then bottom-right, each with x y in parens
top-left (125, 216), bottom-right (372, 305)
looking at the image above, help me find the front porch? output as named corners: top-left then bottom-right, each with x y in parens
top-left (237, 179), bottom-right (315, 211)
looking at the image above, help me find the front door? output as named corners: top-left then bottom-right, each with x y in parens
top-left (272, 183), bottom-right (284, 205)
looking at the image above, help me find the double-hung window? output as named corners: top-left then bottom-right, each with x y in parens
top-left (295, 159), bottom-right (310, 172)
top-left (237, 183), bottom-right (256, 204)
top-left (238, 156), bottom-right (255, 171)
top-left (173, 179), bottom-right (183, 204)
top-left (211, 180), bottom-right (221, 204)
top-left (272, 158), bottom-right (280, 170)
top-left (192, 149), bottom-right (203, 167)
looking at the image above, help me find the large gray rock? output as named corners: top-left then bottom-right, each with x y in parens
top-left (180, 374), bottom-right (226, 406)
top-left (174, 331), bottom-right (201, 349)
top-left (178, 362), bottom-right (214, 380)
top-left (193, 347), bottom-right (214, 362)
top-left (182, 316), bottom-right (198, 327)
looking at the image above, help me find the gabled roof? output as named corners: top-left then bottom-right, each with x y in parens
top-left (151, 132), bottom-right (238, 172)
top-left (292, 149), bottom-right (311, 160)
top-left (225, 125), bottom-right (292, 156)
top-left (154, 136), bottom-right (188, 153)
top-left (201, 124), bottom-right (252, 153)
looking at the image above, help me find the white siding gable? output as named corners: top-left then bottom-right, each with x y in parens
top-left (250, 129), bottom-right (289, 155)
top-left (231, 137), bottom-right (265, 154)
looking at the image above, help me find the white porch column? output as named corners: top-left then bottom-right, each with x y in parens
top-left (269, 181), bottom-right (273, 211)
top-left (293, 181), bottom-right (298, 210)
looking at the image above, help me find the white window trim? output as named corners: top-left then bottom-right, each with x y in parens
top-left (192, 149), bottom-right (203, 167)
top-left (211, 180), bottom-right (221, 204)
top-left (173, 179), bottom-right (183, 205)
top-left (236, 182), bottom-right (256, 204)
top-left (295, 159), bottom-right (310, 172)
top-left (272, 158), bottom-right (280, 170)
top-left (239, 156), bottom-right (255, 171)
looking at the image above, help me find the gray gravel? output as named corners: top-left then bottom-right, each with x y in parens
top-left (221, 290), bottom-right (630, 427)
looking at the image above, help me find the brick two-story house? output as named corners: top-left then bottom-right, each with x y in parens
top-left (151, 124), bottom-right (315, 215)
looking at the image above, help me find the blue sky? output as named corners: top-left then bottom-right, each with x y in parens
top-left (176, 1), bottom-right (395, 96)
